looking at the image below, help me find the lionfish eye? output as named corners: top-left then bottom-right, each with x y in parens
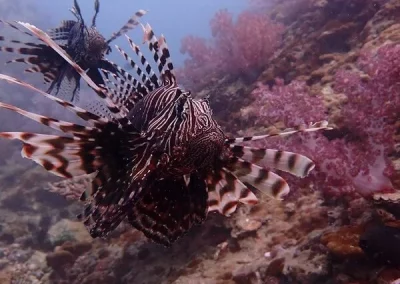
top-left (175, 94), bottom-right (189, 120)
top-left (197, 113), bottom-right (210, 128)
top-left (203, 95), bottom-right (210, 105)
top-left (86, 55), bottom-right (95, 62)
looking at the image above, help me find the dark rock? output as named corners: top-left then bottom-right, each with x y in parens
top-left (359, 224), bottom-right (400, 265)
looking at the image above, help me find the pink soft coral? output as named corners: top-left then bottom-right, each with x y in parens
top-left (245, 42), bottom-right (400, 197)
top-left (250, 79), bottom-right (326, 127)
top-left (177, 10), bottom-right (284, 91)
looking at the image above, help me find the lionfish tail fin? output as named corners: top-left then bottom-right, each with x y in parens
top-left (225, 120), bottom-right (332, 144)
top-left (230, 146), bottom-right (315, 178)
top-left (106, 9), bottom-right (147, 44)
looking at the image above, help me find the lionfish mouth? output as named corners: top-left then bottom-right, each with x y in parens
top-left (0, 18), bottom-right (331, 246)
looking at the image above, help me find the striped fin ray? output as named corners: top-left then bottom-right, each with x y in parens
top-left (106, 9), bottom-right (148, 44)
top-left (83, 100), bottom-right (115, 120)
top-left (101, 69), bottom-right (144, 113)
top-left (0, 133), bottom-right (99, 178)
top-left (141, 23), bottom-right (175, 80)
top-left (207, 168), bottom-right (258, 216)
top-left (0, 32), bottom-right (60, 84)
top-left (6, 56), bottom-right (57, 84)
top-left (0, 102), bottom-right (94, 135)
top-left (91, 0), bottom-right (100, 27)
top-left (125, 34), bottom-right (160, 87)
top-left (0, 74), bottom-right (107, 124)
top-left (48, 20), bottom-right (76, 42)
top-left (225, 121), bottom-right (332, 144)
top-left (16, 21), bottom-right (126, 121)
top-left (0, 20), bottom-right (35, 37)
top-left (230, 146), bottom-right (315, 178)
top-left (226, 157), bottom-right (290, 200)
top-left (115, 44), bottom-right (156, 91)
top-left (99, 25), bottom-right (178, 118)
top-left (102, 62), bottom-right (148, 97)
top-left (0, 108), bottom-right (152, 238)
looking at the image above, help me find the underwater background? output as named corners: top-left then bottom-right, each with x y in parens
top-left (0, 0), bottom-right (399, 283)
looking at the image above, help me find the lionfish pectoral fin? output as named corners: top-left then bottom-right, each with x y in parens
top-left (207, 168), bottom-right (259, 216)
top-left (227, 157), bottom-right (290, 201)
top-left (86, 67), bottom-right (107, 88)
top-left (0, 20), bottom-right (70, 88)
top-left (0, 132), bottom-right (99, 178)
top-left (47, 63), bottom-right (81, 102)
top-left (0, 71), bottom-right (152, 238)
top-left (225, 121), bottom-right (332, 144)
top-left (128, 173), bottom-right (208, 246)
top-left (230, 146), bottom-right (315, 178)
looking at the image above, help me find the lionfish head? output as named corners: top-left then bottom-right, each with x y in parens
top-left (85, 27), bottom-right (109, 65)
top-left (182, 98), bottom-right (225, 171)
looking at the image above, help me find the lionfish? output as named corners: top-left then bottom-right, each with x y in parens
top-left (0, 21), bottom-right (331, 246)
top-left (0, 0), bottom-right (147, 102)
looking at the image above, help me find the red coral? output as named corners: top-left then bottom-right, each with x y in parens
top-left (177, 10), bottom-right (284, 91)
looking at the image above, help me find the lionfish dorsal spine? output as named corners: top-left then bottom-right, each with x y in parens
top-left (106, 9), bottom-right (148, 44)
top-left (125, 34), bottom-right (160, 87)
top-left (141, 23), bottom-right (175, 85)
top-left (91, 0), bottom-right (100, 27)
top-left (115, 44), bottom-right (155, 92)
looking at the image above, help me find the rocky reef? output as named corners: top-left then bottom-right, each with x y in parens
top-left (1, 0), bottom-right (400, 283)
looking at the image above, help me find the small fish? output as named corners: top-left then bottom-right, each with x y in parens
top-left (0, 0), bottom-right (147, 102)
top-left (0, 21), bottom-right (331, 246)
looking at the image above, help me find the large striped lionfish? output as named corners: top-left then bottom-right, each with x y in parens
top-left (0, 0), bottom-right (146, 102)
top-left (0, 21), bottom-right (331, 246)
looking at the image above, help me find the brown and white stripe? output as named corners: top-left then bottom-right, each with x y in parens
top-left (226, 157), bottom-right (290, 200)
top-left (106, 9), bottom-right (148, 44)
top-left (225, 121), bottom-right (331, 144)
top-left (229, 146), bottom-right (315, 178)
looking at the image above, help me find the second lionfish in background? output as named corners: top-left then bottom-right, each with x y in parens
top-left (0, 20), bottom-right (331, 246)
top-left (0, 0), bottom-right (147, 102)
